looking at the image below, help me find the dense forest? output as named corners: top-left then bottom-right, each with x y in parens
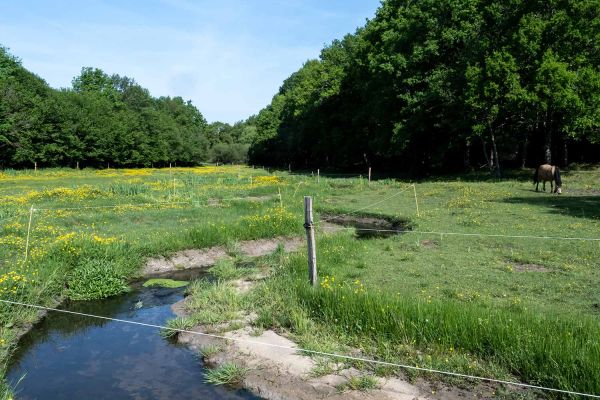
top-left (0, 46), bottom-right (256, 168)
top-left (249, 0), bottom-right (600, 175)
top-left (2, 0), bottom-right (599, 174)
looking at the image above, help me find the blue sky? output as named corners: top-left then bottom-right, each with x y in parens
top-left (0, 0), bottom-right (381, 123)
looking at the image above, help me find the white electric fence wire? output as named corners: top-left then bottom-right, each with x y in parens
top-left (323, 226), bottom-right (600, 242)
top-left (0, 299), bottom-right (598, 399)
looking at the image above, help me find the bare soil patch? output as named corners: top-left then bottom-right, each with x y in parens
top-left (173, 302), bottom-right (432, 400)
top-left (420, 240), bottom-right (438, 249)
top-left (142, 236), bottom-right (302, 276)
top-left (513, 263), bottom-right (550, 273)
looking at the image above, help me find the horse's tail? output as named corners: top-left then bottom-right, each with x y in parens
top-left (533, 166), bottom-right (539, 185)
top-left (554, 166), bottom-right (562, 187)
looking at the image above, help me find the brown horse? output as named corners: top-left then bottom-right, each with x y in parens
top-left (533, 164), bottom-right (562, 194)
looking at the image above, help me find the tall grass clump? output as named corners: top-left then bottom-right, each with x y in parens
top-left (296, 283), bottom-right (600, 394)
top-left (204, 362), bottom-right (248, 386)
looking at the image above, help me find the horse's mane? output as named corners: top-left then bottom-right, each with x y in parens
top-left (554, 166), bottom-right (562, 186)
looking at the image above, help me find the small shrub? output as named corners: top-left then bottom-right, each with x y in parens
top-left (67, 259), bottom-right (129, 300)
top-left (205, 362), bottom-right (248, 385)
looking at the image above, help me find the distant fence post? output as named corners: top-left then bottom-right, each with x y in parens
top-left (412, 184), bottom-right (420, 216)
top-left (317, 169), bottom-right (320, 183)
top-left (288, 163), bottom-right (291, 173)
top-left (24, 204), bottom-right (34, 262)
top-left (278, 187), bottom-right (283, 209)
top-left (76, 161), bottom-right (79, 170)
top-left (368, 167), bottom-right (372, 184)
top-left (304, 196), bottom-right (317, 286)
top-left (34, 162), bottom-right (37, 171)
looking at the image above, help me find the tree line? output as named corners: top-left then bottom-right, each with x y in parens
top-left (249, 0), bottom-right (600, 175)
top-left (0, 47), bottom-right (255, 169)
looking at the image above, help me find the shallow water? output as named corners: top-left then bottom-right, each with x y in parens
top-left (7, 282), bottom-right (260, 400)
top-left (322, 215), bottom-right (405, 239)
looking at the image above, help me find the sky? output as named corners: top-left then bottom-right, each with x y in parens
top-left (0, 0), bottom-right (381, 123)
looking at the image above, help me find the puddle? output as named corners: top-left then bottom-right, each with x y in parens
top-left (320, 214), bottom-right (407, 239)
top-left (7, 277), bottom-right (261, 400)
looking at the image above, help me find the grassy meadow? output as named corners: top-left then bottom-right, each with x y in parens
top-left (0, 165), bottom-right (599, 398)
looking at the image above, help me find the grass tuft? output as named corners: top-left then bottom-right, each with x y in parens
top-left (204, 362), bottom-right (248, 386)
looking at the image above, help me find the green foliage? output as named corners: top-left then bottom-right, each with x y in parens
top-left (0, 47), bottom-right (257, 168)
top-left (249, 0), bottom-right (600, 172)
top-left (67, 259), bottom-right (130, 300)
top-left (204, 362), bottom-right (248, 386)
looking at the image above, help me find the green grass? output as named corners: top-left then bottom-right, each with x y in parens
top-left (160, 316), bottom-right (196, 338)
top-left (1, 165), bottom-right (599, 397)
top-left (199, 344), bottom-right (223, 359)
top-left (337, 375), bottom-right (379, 392)
top-left (204, 362), bottom-right (248, 386)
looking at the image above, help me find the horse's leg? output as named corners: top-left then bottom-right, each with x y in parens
top-left (535, 182), bottom-right (539, 192)
top-left (543, 181), bottom-right (546, 191)
top-left (551, 181), bottom-right (553, 193)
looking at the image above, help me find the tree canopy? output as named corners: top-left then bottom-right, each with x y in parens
top-left (249, 0), bottom-right (600, 174)
top-left (0, 47), bottom-right (254, 168)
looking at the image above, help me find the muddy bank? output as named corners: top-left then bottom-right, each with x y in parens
top-left (173, 300), bottom-right (434, 400)
top-left (143, 237), bottom-right (303, 276)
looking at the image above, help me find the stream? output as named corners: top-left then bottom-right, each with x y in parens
top-left (7, 274), bottom-right (261, 400)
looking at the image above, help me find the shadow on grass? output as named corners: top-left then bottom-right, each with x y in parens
top-left (503, 194), bottom-right (600, 220)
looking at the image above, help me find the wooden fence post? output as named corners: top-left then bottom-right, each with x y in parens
top-left (24, 205), bottom-right (34, 262)
top-left (317, 169), bottom-right (320, 183)
top-left (412, 184), bottom-right (420, 216)
top-left (304, 196), bottom-right (317, 286)
top-left (34, 162), bottom-right (37, 171)
top-left (368, 167), bottom-right (372, 184)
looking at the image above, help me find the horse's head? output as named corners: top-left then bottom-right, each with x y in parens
top-left (555, 186), bottom-right (562, 194)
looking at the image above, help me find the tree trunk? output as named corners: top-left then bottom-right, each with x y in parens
top-left (543, 116), bottom-right (552, 164)
top-left (520, 136), bottom-right (528, 168)
top-left (490, 130), bottom-right (501, 177)
top-left (463, 140), bottom-right (471, 171)
top-left (482, 139), bottom-right (491, 170)
top-left (563, 138), bottom-right (568, 167)
top-left (544, 132), bottom-right (552, 164)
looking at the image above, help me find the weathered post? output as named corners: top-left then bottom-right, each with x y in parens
top-left (288, 163), bottom-right (291, 173)
top-left (304, 196), bottom-right (317, 286)
top-left (412, 184), bottom-right (420, 216)
top-left (368, 167), bottom-right (372, 184)
top-left (278, 187), bottom-right (284, 209)
top-left (76, 161), bottom-right (79, 170)
top-left (24, 205), bottom-right (34, 262)
top-left (34, 162), bottom-right (37, 171)
top-left (317, 169), bottom-right (320, 183)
